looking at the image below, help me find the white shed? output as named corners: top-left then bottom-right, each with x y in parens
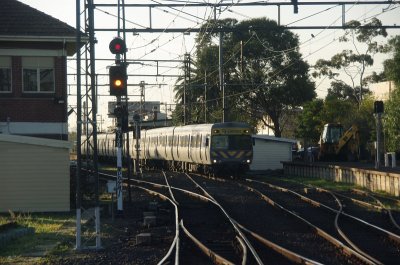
top-left (250, 135), bottom-right (296, 171)
top-left (0, 134), bottom-right (71, 212)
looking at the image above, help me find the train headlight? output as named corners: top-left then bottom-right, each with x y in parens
top-left (246, 159), bottom-right (251, 163)
top-left (213, 159), bottom-right (218, 163)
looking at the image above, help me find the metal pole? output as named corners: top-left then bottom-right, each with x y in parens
top-left (135, 116), bottom-right (140, 177)
top-left (75, 0), bottom-right (82, 251)
top-left (88, 0), bottom-right (101, 249)
top-left (204, 71), bottom-right (207, 123)
top-left (375, 113), bottom-right (382, 169)
top-left (116, 99), bottom-right (124, 215)
top-left (183, 58), bottom-right (187, 125)
top-left (219, 28), bottom-right (224, 123)
top-left (121, 0), bottom-right (132, 203)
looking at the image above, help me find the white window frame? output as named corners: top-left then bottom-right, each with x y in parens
top-left (22, 67), bottom-right (55, 93)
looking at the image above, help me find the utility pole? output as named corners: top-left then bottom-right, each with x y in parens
top-left (75, 0), bottom-right (82, 251)
top-left (204, 71), bottom-right (207, 123)
top-left (183, 53), bottom-right (191, 124)
top-left (219, 27), bottom-right (225, 123)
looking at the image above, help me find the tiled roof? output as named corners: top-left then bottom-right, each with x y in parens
top-left (0, 0), bottom-right (76, 37)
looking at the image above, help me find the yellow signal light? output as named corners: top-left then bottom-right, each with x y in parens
top-left (114, 79), bottom-right (122, 87)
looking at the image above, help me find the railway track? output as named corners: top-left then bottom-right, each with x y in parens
top-left (124, 171), bottom-right (325, 264)
top-left (245, 177), bottom-right (400, 265)
top-left (123, 171), bottom-right (248, 264)
top-left (189, 174), bottom-right (367, 265)
top-left (95, 169), bottom-right (400, 264)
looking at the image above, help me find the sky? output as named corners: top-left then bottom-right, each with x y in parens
top-left (17, 0), bottom-right (400, 131)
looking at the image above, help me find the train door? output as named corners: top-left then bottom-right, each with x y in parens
top-left (197, 134), bottom-right (203, 163)
top-left (204, 134), bottom-right (210, 163)
top-left (175, 135), bottom-right (180, 160)
top-left (188, 135), bottom-right (191, 160)
top-left (190, 134), bottom-right (197, 163)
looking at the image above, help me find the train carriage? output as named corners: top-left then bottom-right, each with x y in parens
top-left (92, 122), bottom-right (253, 176)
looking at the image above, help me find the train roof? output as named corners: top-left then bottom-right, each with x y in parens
top-left (143, 122), bottom-right (251, 132)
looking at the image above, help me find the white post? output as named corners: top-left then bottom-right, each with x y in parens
top-left (116, 126), bottom-right (123, 213)
top-left (391, 152), bottom-right (397, 168)
top-left (385, 153), bottom-right (389, 167)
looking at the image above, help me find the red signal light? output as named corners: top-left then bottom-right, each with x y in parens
top-left (109, 37), bottom-right (126, 55)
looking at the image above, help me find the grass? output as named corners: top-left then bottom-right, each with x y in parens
top-left (277, 175), bottom-right (357, 191)
top-left (0, 212), bottom-right (75, 264)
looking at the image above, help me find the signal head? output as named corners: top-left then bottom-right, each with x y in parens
top-left (109, 65), bottom-right (127, 96)
top-left (109, 37), bottom-right (126, 54)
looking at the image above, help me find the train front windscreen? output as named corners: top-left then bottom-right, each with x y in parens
top-left (211, 135), bottom-right (252, 150)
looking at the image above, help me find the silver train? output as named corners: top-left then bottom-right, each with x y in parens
top-left (93, 122), bottom-right (254, 176)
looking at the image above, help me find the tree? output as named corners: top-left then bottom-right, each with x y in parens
top-left (313, 18), bottom-right (387, 105)
top-left (383, 36), bottom-right (400, 86)
top-left (295, 99), bottom-right (324, 144)
top-left (382, 35), bottom-right (400, 152)
top-left (296, 96), bottom-right (375, 156)
top-left (173, 18), bottom-right (316, 136)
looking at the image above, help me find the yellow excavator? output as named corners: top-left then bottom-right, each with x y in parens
top-left (318, 123), bottom-right (360, 161)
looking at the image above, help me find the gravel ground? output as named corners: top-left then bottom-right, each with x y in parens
top-left (43, 188), bottom-right (175, 265)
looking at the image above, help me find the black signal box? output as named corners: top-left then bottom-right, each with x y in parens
top-left (109, 65), bottom-right (127, 96)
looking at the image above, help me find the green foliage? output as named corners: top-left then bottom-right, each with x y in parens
top-left (313, 18), bottom-right (387, 105)
top-left (383, 35), bottom-right (400, 87)
top-left (384, 88), bottom-right (400, 152)
top-left (172, 17), bottom-right (316, 134)
top-left (381, 35), bottom-right (400, 152)
top-left (296, 96), bottom-right (375, 148)
top-left (295, 99), bottom-right (324, 143)
top-left (322, 98), bottom-right (357, 126)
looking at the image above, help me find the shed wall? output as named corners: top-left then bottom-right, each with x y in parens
top-left (0, 141), bottom-right (70, 212)
top-left (251, 140), bottom-right (292, 170)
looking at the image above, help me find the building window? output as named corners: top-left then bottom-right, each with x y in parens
top-left (0, 68), bottom-right (11, 92)
top-left (22, 57), bottom-right (55, 93)
top-left (23, 68), bottom-right (54, 92)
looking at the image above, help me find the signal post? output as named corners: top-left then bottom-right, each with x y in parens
top-left (109, 37), bottom-right (127, 216)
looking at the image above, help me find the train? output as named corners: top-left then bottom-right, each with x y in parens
top-left (90, 122), bottom-right (254, 176)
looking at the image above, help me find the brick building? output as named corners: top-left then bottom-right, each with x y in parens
top-left (0, 0), bottom-right (84, 140)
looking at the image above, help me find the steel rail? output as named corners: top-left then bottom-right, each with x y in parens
top-left (184, 173), bottom-right (263, 265)
top-left (162, 171), bottom-right (179, 206)
top-left (127, 175), bottom-right (244, 264)
top-left (288, 180), bottom-right (399, 231)
top-left (101, 170), bottom-right (331, 264)
top-left (328, 189), bottom-right (383, 264)
top-left (236, 236), bottom-right (248, 265)
top-left (247, 179), bottom-right (400, 244)
top-left (127, 184), bottom-right (179, 265)
top-left (179, 220), bottom-right (235, 265)
top-left (352, 189), bottom-right (400, 231)
top-left (239, 182), bottom-right (376, 264)
top-left (173, 175), bottom-right (320, 265)
top-left (95, 171), bottom-right (180, 265)
top-left (235, 222), bottom-right (323, 265)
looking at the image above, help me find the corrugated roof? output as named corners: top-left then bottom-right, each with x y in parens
top-left (0, 0), bottom-right (76, 37)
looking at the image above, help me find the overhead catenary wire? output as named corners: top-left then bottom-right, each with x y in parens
top-left (69, 1), bottom-right (400, 123)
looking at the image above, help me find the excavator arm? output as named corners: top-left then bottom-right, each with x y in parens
top-left (335, 125), bottom-right (359, 159)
